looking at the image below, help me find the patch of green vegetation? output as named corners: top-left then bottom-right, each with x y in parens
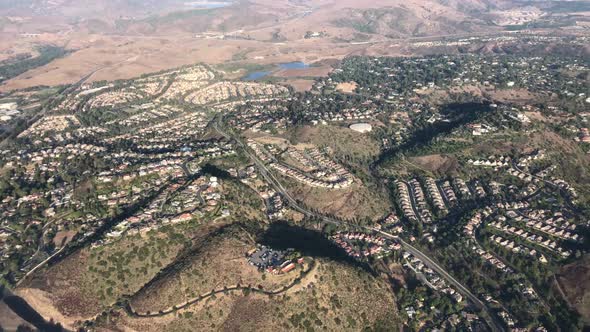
top-left (333, 18), bottom-right (377, 34)
top-left (231, 48), bottom-right (256, 62)
top-left (216, 62), bottom-right (274, 77)
top-left (0, 45), bottom-right (69, 83)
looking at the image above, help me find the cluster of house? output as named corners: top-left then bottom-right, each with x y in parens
top-left (99, 176), bottom-right (222, 244)
top-left (247, 140), bottom-right (354, 190)
top-left (463, 212), bottom-right (485, 238)
top-left (22, 128), bottom-right (92, 145)
top-left (424, 177), bottom-right (447, 213)
top-left (265, 191), bottom-right (287, 219)
top-left (474, 181), bottom-right (488, 198)
top-left (489, 234), bottom-right (549, 263)
top-left (164, 176), bottom-right (222, 216)
top-left (18, 115), bottom-right (80, 138)
top-left (468, 156), bottom-right (511, 168)
top-left (395, 179), bottom-right (433, 223)
top-left (506, 210), bottom-right (582, 242)
top-left (452, 178), bottom-right (471, 198)
top-left (402, 251), bottom-right (463, 303)
top-left (97, 181), bottom-right (156, 208)
top-left (505, 110), bottom-right (531, 124)
top-left (324, 53), bottom-right (588, 102)
top-left (331, 232), bottom-right (401, 259)
top-left (270, 162), bottom-right (353, 189)
top-left (515, 150), bottom-right (545, 168)
top-left (472, 245), bottom-right (514, 273)
top-left (87, 90), bottom-right (141, 109)
top-left (175, 65), bottom-right (216, 81)
top-left (507, 164), bottom-right (578, 202)
top-left (246, 245), bottom-right (302, 275)
top-left (467, 123), bottom-right (497, 136)
top-left (228, 103), bottom-right (288, 132)
top-left (96, 159), bottom-right (184, 183)
top-left (135, 66), bottom-right (215, 99)
top-left (0, 184), bottom-right (77, 222)
top-left (6, 143), bottom-right (106, 166)
top-left (395, 181), bottom-right (419, 222)
top-left (553, 179), bottom-right (579, 200)
top-left (135, 80), bottom-right (168, 96)
top-left (105, 104), bottom-right (182, 128)
top-left (184, 81), bottom-right (289, 106)
top-left (488, 218), bottom-right (572, 258)
top-left (159, 65), bottom-right (216, 82)
top-left (575, 128), bottom-right (590, 143)
top-left (508, 168), bottom-right (536, 182)
top-left (498, 310), bottom-right (516, 329)
top-left (161, 79), bottom-right (208, 99)
top-left (375, 213), bottom-right (403, 234)
top-left (311, 107), bottom-right (380, 122)
top-left (0, 102), bottom-right (20, 123)
top-left (495, 200), bottom-right (529, 210)
top-left (237, 165), bottom-right (289, 220)
top-left (135, 112), bottom-right (208, 137)
top-left (448, 178), bottom-right (487, 203)
top-left (483, 295), bottom-right (519, 329)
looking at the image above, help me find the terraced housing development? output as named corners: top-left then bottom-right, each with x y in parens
top-left (0, 46), bottom-right (589, 331)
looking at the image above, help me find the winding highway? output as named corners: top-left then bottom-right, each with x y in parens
top-left (212, 117), bottom-right (505, 332)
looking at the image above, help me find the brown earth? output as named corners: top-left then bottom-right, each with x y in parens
top-left (287, 180), bottom-right (390, 222)
top-left (557, 255), bottom-right (590, 324)
top-left (283, 78), bottom-right (315, 92)
top-left (292, 125), bottom-right (381, 161)
top-left (19, 250), bottom-right (101, 320)
top-left (336, 81), bottom-right (358, 93)
top-left (408, 154), bottom-right (459, 176)
top-left (100, 258), bottom-right (398, 331)
top-left (2, 0), bottom-right (586, 91)
top-left (0, 300), bottom-right (36, 331)
top-left (128, 224), bottom-right (299, 314)
top-left (15, 287), bottom-right (87, 331)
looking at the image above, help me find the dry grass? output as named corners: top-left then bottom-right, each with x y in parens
top-left (103, 259), bottom-right (398, 331)
top-left (407, 154), bottom-right (459, 176)
top-left (557, 255), bottom-right (590, 324)
top-left (335, 81), bottom-right (358, 93)
top-left (287, 179), bottom-right (390, 222)
top-left (129, 226), bottom-right (301, 314)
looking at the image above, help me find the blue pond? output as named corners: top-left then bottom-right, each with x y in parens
top-left (278, 61), bottom-right (309, 69)
top-left (242, 62), bottom-right (309, 81)
top-left (244, 71), bottom-right (271, 80)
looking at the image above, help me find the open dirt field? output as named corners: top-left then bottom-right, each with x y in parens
top-left (0, 300), bottom-right (35, 331)
top-left (557, 255), bottom-right (590, 324)
top-left (101, 258), bottom-right (397, 331)
top-left (15, 288), bottom-right (84, 331)
top-left (3, 0), bottom-right (583, 92)
top-left (287, 180), bottom-right (390, 222)
top-left (336, 81), bottom-right (358, 93)
top-left (408, 154), bottom-right (459, 176)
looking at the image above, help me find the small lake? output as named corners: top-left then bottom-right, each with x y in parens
top-left (278, 61), bottom-right (309, 69)
top-left (242, 61), bottom-right (310, 81)
top-left (243, 71), bottom-right (271, 80)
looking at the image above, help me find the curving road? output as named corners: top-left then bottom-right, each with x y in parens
top-left (212, 117), bottom-right (505, 332)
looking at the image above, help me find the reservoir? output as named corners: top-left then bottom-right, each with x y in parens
top-left (242, 61), bottom-right (309, 80)
top-left (244, 71), bottom-right (271, 80)
top-left (278, 61), bottom-right (309, 69)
